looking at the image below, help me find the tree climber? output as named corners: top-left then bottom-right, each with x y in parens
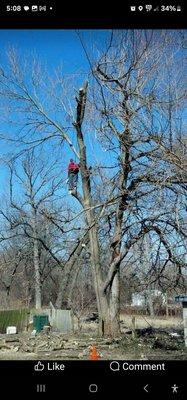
top-left (67, 159), bottom-right (80, 192)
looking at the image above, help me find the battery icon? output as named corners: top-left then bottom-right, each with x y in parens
top-left (177, 5), bottom-right (181, 11)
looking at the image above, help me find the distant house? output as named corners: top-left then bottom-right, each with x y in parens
top-left (131, 293), bottom-right (146, 307)
top-left (131, 290), bottom-right (166, 307)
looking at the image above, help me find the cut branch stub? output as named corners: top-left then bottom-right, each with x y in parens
top-left (75, 81), bottom-right (88, 127)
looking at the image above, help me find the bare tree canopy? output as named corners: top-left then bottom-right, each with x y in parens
top-left (0, 30), bottom-right (186, 336)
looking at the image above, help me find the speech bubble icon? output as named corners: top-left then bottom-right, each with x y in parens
top-left (24, 6), bottom-right (29, 11)
top-left (110, 361), bottom-right (120, 371)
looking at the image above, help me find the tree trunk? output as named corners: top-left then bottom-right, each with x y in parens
top-left (67, 265), bottom-right (81, 309)
top-left (55, 287), bottom-right (63, 309)
top-left (99, 270), bottom-right (120, 337)
top-left (99, 94), bottom-right (131, 336)
top-left (109, 270), bottom-right (120, 335)
top-left (165, 292), bottom-right (169, 317)
top-left (147, 287), bottom-right (155, 318)
top-left (74, 83), bottom-right (122, 337)
top-left (147, 292), bottom-right (155, 317)
top-left (33, 237), bottom-right (42, 309)
top-left (32, 214), bottom-right (42, 309)
top-left (74, 84), bottom-right (109, 335)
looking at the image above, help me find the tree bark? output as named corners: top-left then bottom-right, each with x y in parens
top-left (32, 213), bottom-right (42, 309)
top-left (147, 292), bottom-right (155, 317)
top-left (165, 292), bottom-right (169, 317)
top-left (102, 270), bottom-right (121, 337)
top-left (109, 270), bottom-right (120, 335)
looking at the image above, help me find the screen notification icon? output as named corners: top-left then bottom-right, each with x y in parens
top-left (24, 6), bottom-right (29, 11)
top-left (32, 5), bottom-right (38, 12)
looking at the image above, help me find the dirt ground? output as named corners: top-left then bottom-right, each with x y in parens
top-left (0, 314), bottom-right (186, 360)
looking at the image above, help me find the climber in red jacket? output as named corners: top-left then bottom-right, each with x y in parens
top-left (67, 159), bottom-right (80, 191)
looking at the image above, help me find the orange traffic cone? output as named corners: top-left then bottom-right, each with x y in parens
top-left (90, 345), bottom-right (99, 360)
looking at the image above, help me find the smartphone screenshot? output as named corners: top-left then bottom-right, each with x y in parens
top-left (0, 1), bottom-right (186, 398)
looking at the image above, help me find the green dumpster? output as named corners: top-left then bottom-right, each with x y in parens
top-left (33, 315), bottom-right (49, 333)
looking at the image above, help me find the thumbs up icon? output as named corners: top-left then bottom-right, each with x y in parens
top-left (34, 361), bottom-right (45, 371)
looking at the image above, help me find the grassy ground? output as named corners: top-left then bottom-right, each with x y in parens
top-left (120, 313), bottom-right (183, 329)
top-left (0, 314), bottom-right (186, 360)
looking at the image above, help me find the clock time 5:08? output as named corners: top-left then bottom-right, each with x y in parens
top-left (6, 5), bottom-right (22, 12)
